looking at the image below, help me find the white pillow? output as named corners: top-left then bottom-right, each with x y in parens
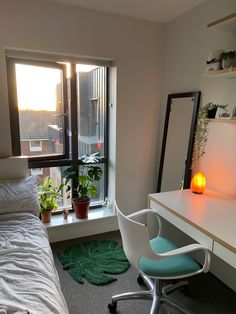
top-left (0, 176), bottom-right (40, 216)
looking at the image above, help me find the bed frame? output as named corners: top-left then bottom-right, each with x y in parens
top-left (0, 156), bottom-right (28, 179)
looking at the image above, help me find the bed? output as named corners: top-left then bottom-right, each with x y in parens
top-left (0, 157), bottom-right (69, 314)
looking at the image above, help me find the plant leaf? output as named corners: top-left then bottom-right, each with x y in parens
top-left (57, 240), bottom-right (130, 285)
top-left (88, 166), bottom-right (103, 181)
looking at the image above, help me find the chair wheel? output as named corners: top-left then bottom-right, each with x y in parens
top-left (137, 274), bottom-right (144, 285)
top-left (108, 301), bottom-right (117, 312)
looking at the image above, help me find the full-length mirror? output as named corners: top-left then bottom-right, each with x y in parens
top-left (157, 92), bottom-right (201, 192)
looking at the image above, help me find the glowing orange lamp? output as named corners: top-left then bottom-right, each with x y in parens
top-left (190, 172), bottom-right (206, 194)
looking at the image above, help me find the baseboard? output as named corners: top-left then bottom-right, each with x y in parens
top-left (47, 215), bottom-right (119, 243)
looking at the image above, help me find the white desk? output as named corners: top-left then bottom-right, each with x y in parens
top-left (148, 189), bottom-right (236, 269)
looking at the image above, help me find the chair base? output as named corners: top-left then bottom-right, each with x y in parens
top-left (108, 274), bottom-right (191, 314)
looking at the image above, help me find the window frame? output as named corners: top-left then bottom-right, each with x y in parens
top-left (7, 57), bottom-right (109, 209)
top-left (7, 58), bottom-right (69, 161)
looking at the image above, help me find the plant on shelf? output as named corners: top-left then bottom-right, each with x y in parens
top-left (220, 50), bottom-right (236, 69)
top-left (63, 153), bottom-right (103, 219)
top-left (38, 176), bottom-right (64, 224)
top-left (192, 102), bottom-right (227, 169)
top-left (205, 102), bottom-right (227, 119)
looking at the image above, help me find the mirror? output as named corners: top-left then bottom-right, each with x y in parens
top-left (157, 92), bottom-right (201, 192)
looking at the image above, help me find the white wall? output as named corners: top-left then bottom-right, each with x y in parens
top-left (161, 0), bottom-right (236, 197)
top-left (0, 0), bottom-right (164, 211)
top-left (161, 0), bottom-right (236, 291)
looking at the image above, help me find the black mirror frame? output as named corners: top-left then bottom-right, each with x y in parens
top-left (157, 91), bottom-right (201, 192)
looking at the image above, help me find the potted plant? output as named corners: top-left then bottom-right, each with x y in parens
top-left (192, 103), bottom-right (227, 168)
top-left (220, 50), bottom-right (236, 69)
top-left (38, 176), bottom-right (64, 223)
top-left (63, 153), bottom-right (103, 219)
top-left (205, 102), bottom-right (226, 119)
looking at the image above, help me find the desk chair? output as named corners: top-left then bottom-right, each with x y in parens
top-left (108, 201), bottom-right (211, 314)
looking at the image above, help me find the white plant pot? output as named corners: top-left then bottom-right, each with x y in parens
top-left (206, 61), bottom-right (221, 72)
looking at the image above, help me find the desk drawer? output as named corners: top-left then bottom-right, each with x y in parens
top-left (150, 199), bottom-right (213, 250)
top-left (213, 242), bottom-right (236, 269)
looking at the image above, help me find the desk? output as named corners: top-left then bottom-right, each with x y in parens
top-left (148, 189), bottom-right (236, 269)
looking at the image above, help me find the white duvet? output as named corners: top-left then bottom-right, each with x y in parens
top-left (0, 212), bottom-right (69, 314)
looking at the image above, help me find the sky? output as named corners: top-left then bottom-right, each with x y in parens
top-left (15, 63), bottom-right (99, 111)
top-left (16, 64), bottom-right (61, 111)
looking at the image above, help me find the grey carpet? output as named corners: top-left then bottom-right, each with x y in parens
top-left (52, 231), bottom-right (236, 314)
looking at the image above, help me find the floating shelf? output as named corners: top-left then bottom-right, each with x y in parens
top-left (207, 12), bottom-right (236, 32)
top-left (209, 118), bottom-right (236, 123)
top-left (203, 67), bottom-right (236, 78)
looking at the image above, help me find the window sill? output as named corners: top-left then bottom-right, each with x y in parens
top-left (44, 207), bottom-right (116, 229)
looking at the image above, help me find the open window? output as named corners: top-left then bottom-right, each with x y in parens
top-left (7, 56), bottom-right (109, 209)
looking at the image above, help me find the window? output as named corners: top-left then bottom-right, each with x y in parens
top-left (30, 140), bottom-right (42, 152)
top-left (7, 57), bottom-right (108, 209)
top-left (31, 168), bottom-right (43, 176)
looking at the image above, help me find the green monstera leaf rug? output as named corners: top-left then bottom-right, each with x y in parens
top-left (57, 240), bottom-right (130, 285)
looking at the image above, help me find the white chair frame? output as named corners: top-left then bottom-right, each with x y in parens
top-left (108, 201), bottom-right (211, 314)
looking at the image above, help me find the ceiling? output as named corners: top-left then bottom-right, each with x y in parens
top-left (48, 0), bottom-right (206, 23)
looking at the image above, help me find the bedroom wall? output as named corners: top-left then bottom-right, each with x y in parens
top-left (161, 0), bottom-right (236, 197)
top-left (0, 0), bottom-right (163, 211)
top-left (160, 0), bottom-right (236, 291)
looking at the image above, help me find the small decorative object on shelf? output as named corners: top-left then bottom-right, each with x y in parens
top-left (204, 49), bottom-right (236, 77)
top-left (215, 104), bottom-right (236, 119)
top-left (206, 49), bottom-right (224, 72)
top-left (206, 102), bottom-right (227, 119)
top-left (220, 50), bottom-right (236, 69)
top-left (190, 172), bottom-right (206, 194)
top-left (63, 209), bottom-right (69, 219)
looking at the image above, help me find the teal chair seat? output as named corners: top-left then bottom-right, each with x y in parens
top-left (139, 236), bottom-right (201, 277)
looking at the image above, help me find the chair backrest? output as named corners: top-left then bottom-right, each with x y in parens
top-left (115, 201), bottom-right (157, 270)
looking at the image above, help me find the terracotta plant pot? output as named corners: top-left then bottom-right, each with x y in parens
top-left (41, 210), bottom-right (52, 224)
top-left (72, 198), bottom-right (90, 219)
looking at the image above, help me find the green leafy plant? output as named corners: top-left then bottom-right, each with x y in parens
top-left (192, 103), bottom-right (227, 168)
top-left (57, 240), bottom-right (130, 285)
top-left (220, 50), bottom-right (236, 69)
top-left (63, 153), bottom-right (103, 201)
top-left (38, 176), bottom-right (64, 212)
top-left (220, 50), bottom-right (236, 60)
top-left (204, 102), bottom-right (219, 111)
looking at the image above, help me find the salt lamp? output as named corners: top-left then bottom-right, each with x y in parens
top-left (190, 172), bottom-right (206, 194)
